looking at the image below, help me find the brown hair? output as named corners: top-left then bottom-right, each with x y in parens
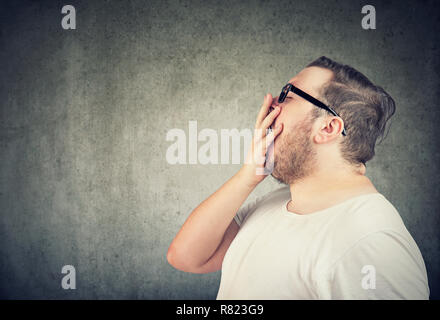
top-left (307, 56), bottom-right (396, 165)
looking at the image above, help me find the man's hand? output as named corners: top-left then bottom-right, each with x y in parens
top-left (241, 93), bottom-right (283, 187)
top-left (167, 93), bottom-right (283, 274)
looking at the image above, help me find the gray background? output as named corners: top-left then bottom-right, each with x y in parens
top-left (1, 0), bottom-right (439, 299)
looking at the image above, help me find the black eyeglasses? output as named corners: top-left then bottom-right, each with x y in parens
top-left (278, 83), bottom-right (347, 136)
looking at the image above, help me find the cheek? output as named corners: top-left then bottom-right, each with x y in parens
top-left (277, 106), bottom-right (295, 126)
top-left (276, 112), bottom-right (295, 133)
top-left (278, 107), bottom-right (309, 133)
top-left (275, 109), bottom-right (286, 127)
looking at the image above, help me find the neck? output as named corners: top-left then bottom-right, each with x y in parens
top-left (286, 163), bottom-right (377, 215)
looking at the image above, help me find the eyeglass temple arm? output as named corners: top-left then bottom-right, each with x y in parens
top-left (291, 86), bottom-right (347, 136)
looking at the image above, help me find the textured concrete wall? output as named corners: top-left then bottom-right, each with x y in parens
top-left (1, 0), bottom-right (439, 299)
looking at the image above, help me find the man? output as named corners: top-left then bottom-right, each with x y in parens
top-left (167, 56), bottom-right (430, 299)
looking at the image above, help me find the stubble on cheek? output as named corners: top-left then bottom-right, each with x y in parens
top-left (271, 118), bottom-right (317, 185)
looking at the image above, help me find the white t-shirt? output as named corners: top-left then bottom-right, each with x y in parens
top-left (216, 187), bottom-right (430, 300)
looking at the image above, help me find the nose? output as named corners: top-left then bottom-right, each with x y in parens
top-left (270, 96), bottom-right (283, 110)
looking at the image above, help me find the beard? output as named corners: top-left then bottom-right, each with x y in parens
top-left (270, 116), bottom-right (317, 185)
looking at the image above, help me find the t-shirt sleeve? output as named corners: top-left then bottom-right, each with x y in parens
top-left (233, 193), bottom-right (268, 227)
top-left (323, 230), bottom-right (430, 300)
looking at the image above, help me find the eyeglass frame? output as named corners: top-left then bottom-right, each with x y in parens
top-left (277, 83), bottom-right (347, 136)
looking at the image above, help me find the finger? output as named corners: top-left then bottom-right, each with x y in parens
top-left (252, 140), bottom-right (267, 166)
top-left (265, 123), bottom-right (283, 146)
top-left (256, 123), bottom-right (283, 157)
top-left (252, 122), bottom-right (283, 165)
top-left (252, 126), bottom-right (266, 144)
top-left (255, 93), bottom-right (273, 128)
top-left (260, 106), bottom-right (280, 133)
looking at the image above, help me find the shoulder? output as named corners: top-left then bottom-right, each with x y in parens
top-left (332, 193), bottom-right (410, 243)
top-left (321, 230), bottom-right (430, 299)
top-left (319, 193), bottom-right (423, 273)
top-left (320, 194), bottom-right (430, 297)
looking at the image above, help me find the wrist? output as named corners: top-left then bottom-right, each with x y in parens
top-left (236, 166), bottom-right (260, 190)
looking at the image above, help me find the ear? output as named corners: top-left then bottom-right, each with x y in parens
top-left (313, 116), bottom-right (344, 144)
